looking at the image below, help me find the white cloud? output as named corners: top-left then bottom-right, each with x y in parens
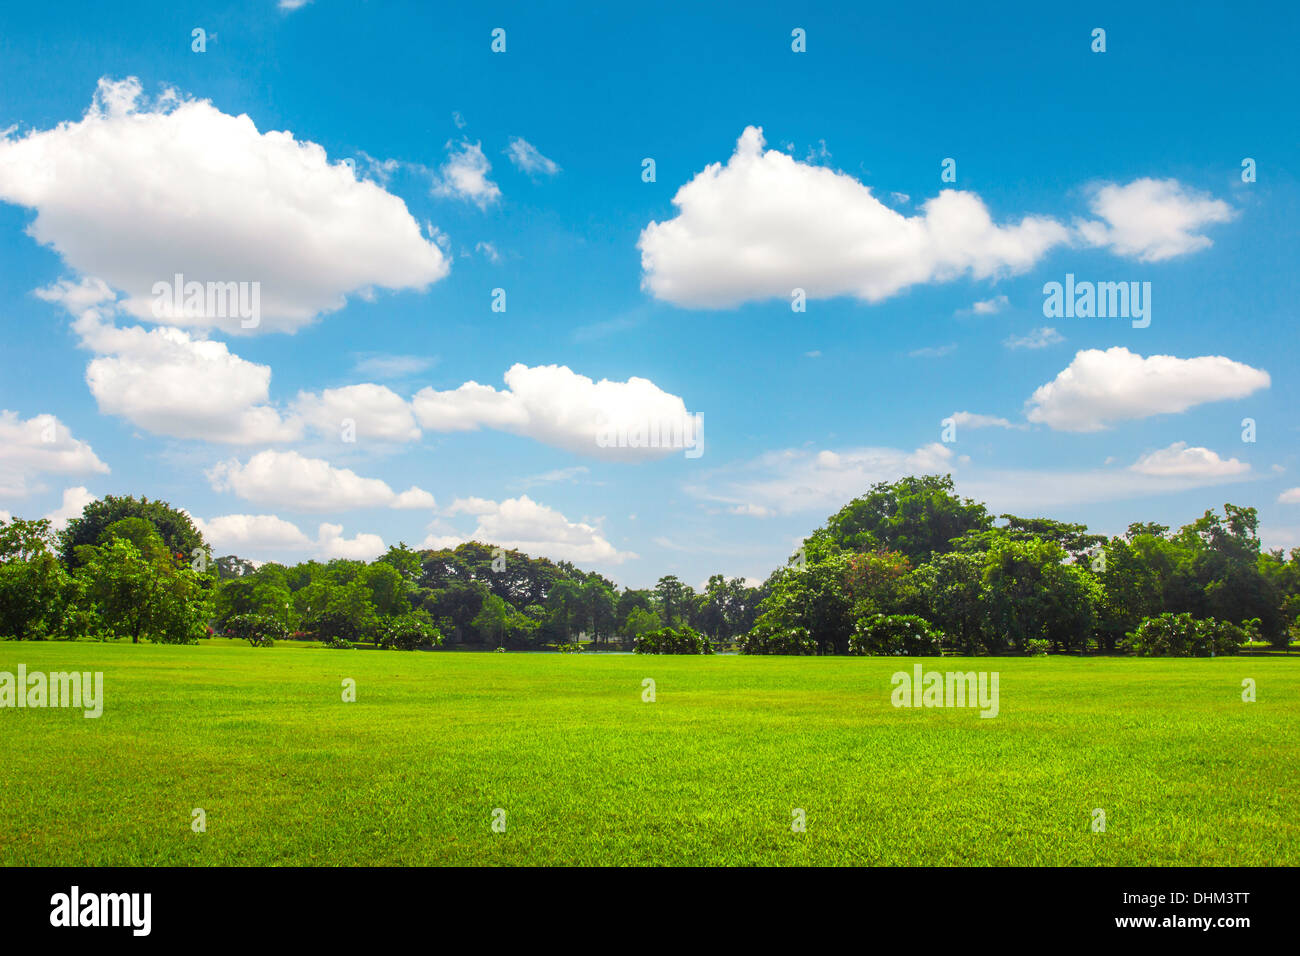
top-left (194, 511), bottom-right (385, 562)
top-left (0, 410), bottom-right (110, 496)
top-left (909, 343), bottom-right (956, 358)
top-left (688, 443), bottom-right (954, 516)
top-left (1025, 347), bottom-right (1270, 432)
top-left (1004, 326), bottom-right (1064, 350)
top-left (1077, 178), bottom-right (1235, 262)
top-left (279, 0), bottom-right (313, 11)
top-left (43, 486), bottom-right (96, 531)
top-left (428, 495), bottom-right (633, 565)
top-left (193, 513), bottom-right (313, 551)
top-left (412, 363), bottom-right (701, 460)
top-left (638, 126), bottom-right (1070, 308)
top-left (949, 411), bottom-right (1018, 430)
top-left (0, 77), bottom-right (449, 334)
top-left (505, 137), bottom-right (560, 176)
top-left (316, 522), bottom-right (386, 561)
top-left (433, 140), bottom-right (500, 208)
top-left (970, 295), bottom-right (1009, 315)
top-left (351, 353), bottom-right (436, 379)
top-left (208, 450), bottom-right (435, 512)
top-left (73, 310), bottom-right (301, 444)
top-left (1279, 488), bottom-right (1300, 504)
top-left (293, 384), bottom-right (421, 443)
top-left (1130, 442), bottom-right (1249, 478)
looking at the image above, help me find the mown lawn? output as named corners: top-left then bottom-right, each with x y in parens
top-left (0, 641), bottom-right (1295, 865)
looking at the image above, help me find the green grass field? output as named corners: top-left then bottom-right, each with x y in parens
top-left (1, 640), bottom-right (1296, 866)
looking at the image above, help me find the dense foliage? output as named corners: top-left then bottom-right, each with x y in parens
top-left (2, 476), bottom-right (1298, 657)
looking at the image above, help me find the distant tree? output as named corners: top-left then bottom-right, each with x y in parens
top-left (0, 518), bottom-right (70, 639)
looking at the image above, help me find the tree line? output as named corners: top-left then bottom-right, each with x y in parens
top-left (1, 476), bottom-right (1297, 656)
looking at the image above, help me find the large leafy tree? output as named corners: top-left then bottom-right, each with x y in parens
top-left (822, 474), bottom-right (992, 563)
top-left (73, 524), bottom-right (209, 644)
top-left (58, 495), bottom-right (206, 568)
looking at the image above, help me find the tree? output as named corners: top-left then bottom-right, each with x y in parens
top-left (653, 575), bottom-right (692, 627)
top-left (73, 537), bottom-right (209, 643)
top-left (472, 593), bottom-right (510, 645)
top-left (59, 495), bottom-right (206, 568)
top-left (982, 536), bottom-right (1097, 653)
top-left (0, 518), bottom-right (70, 640)
top-left (822, 474), bottom-right (991, 563)
top-left (911, 551), bottom-right (990, 654)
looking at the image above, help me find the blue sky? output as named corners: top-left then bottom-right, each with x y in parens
top-left (0, 0), bottom-right (1297, 588)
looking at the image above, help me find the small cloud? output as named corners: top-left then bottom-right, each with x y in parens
top-left (1004, 326), bottom-right (1064, 350)
top-left (505, 137), bottom-right (560, 177)
top-left (948, 411), bottom-right (1019, 430)
top-left (433, 140), bottom-right (501, 208)
top-left (1279, 487), bottom-right (1300, 504)
top-left (475, 241), bottom-right (501, 263)
top-left (452, 111), bottom-right (467, 129)
top-left (352, 353), bottom-right (437, 379)
top-left (804, 350), bottom-right (822, 358)
top-left (909, 343), bottom-right (957, 359)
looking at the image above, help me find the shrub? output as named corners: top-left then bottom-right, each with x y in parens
top-left (635, 625), bottom-right (715, 655)
top-left (556, 642), bottom-right (584, 653)
top-left (223, 613), bottom-right (287, 647)
top-left (739, 624), bottom-right (818, 655)
top-left (1024, 638), bottom-right (1051, 656)
top-left (1123, 612), bottom-right (1250, 657)
top-left (376, 612), bottom-right (442, 651)
top-left (849, 614), bottom-right (943, 656)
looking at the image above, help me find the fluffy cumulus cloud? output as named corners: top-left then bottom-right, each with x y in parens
top-left (1076, 178), bottom-right (1235, 262)
top-left (1130, 442), bottom-right (1249, 478)
top-left (0, 77), bottom-right (448, 333)
top-left (638, 126), bottom-right (1070, 308)
top-left (433, 140), bottom-right (500, 208)
top-left (1024, 347), bottom-right (1270, 432)
top-left (207, 450), bottom-right (435, 512)
top-left (412, 363), bottom-right (701, 460)
top-left (427, 495), bottom-right (633, 565)
top-left (76, 311), bottom-right (302, 444)
top-left (43, 486), bottom-right (97, 531)
top-left (193, 512), bottom-right (384, 562)
top-left (292, 384), bottom-right (421, 443)
top-left (0, 410), bottom-right (109, 496)
top-left (688, 443), bottom-right (954, 516)
top-left (1279, 488), bottom-right (1300, 504)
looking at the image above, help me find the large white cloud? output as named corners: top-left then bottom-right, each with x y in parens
top-left (208, 450), bottom-right (435, 512)
top-left (77, 311), bottom-right (302, 444)
top-left (292, 384), bottom-right (421, 443)
top-left (638, 126), bottom-right (1071, 308)
top-left (0, 410), bottom-right (110, 497)
top-left (427, 494), bottom-right (633, 565)
top-left (412, 363), bottom-right (702, 460)
top-left (1076, 178), bottom-right (1235, 262)
top-left (1025, 347), bottom-right (1270, 432)
top-left (0, 77), bottom-right (449, 334)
